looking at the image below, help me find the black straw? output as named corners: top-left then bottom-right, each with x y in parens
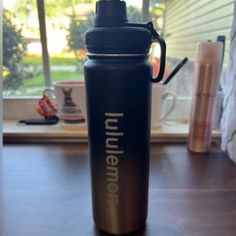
top-left (163, 57), bottom-right (188, 85)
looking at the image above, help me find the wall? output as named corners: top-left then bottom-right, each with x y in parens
top-left (165, 0), bottom-right (234, 64)
top-left (160, 0), bottom-right (234, 122)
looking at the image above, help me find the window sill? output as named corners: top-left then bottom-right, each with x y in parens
top-left (3, 120), bottom-right (221, 143)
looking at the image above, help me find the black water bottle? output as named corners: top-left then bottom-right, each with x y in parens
top-left (84, 1), bottom-right (166, 234)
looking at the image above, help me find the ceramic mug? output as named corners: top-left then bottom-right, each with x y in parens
top-left (45, 81), bottom-right (86, 127)
top-left (151, 84), bottom-right (176, 129)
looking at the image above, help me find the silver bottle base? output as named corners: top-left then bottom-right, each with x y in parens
top-left (95, 222), bottom-right (147, 235)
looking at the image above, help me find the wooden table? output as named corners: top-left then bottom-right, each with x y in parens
top-left (3, 143), bottom-right (236, 236)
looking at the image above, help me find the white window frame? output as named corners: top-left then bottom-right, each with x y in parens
top-left (36, 0), bottom-right (52, 89)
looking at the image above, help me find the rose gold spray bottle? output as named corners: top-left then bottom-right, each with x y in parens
top-left (188, 42), bottom-right (223, 153)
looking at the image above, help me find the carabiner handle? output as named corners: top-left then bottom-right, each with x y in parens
top-left (146, 22), bottom-right (166, 83)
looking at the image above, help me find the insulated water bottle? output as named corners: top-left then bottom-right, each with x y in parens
top-left (84, 0), bottom-right (166, 234)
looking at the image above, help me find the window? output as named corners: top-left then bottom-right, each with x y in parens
top-left (3, 0), bottom-right (234, 125)
top-left (3, 0), bottom-right (95, 97)
top-left (2, 0), bottom-right (145, 98)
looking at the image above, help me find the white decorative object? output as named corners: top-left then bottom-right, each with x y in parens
top-left (221, 0), bottom-right (236, 163)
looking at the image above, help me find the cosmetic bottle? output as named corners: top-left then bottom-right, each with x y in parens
top-left (188, 42), bottom-right (223, 153)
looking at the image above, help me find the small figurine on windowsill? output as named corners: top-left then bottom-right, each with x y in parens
top-left (19, 93), bottom-right (59, 125)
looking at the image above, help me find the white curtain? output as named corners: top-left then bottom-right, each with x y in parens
top-left (221, 0), bottom-right (236, 163)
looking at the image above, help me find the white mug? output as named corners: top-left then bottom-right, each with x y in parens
top-left (151, 84), bottom-right (176, 129)
top-left (45, 81), bottom-right (87, 127)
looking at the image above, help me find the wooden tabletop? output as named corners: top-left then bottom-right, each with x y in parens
top-left (3, 143), bottom-right (236, 236)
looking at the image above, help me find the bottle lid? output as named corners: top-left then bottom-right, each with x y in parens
top-left (196, 42), bottom-right (223, 62)
top-left (95, 0), bottom-right (128, 27)
top-left (86, 0), bottom-right (152, 54)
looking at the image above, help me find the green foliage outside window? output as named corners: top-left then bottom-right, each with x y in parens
top-left (66, 12), bottom-right (94, 68)
top-left (3, 10), bottom-right (37, 94)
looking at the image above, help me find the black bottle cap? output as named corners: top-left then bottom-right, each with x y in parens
top-left (86, 0), bottom-right (152, 54)
top-left (95, 0), bottom-right (128, 27)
